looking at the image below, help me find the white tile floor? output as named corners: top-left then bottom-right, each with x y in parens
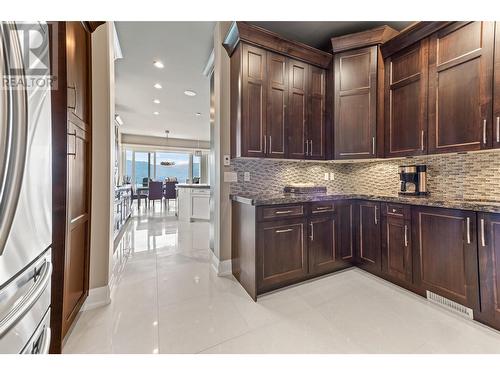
top-left (63, 207), bottom-right (500, 354)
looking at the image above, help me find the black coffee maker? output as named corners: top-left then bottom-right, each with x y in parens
top-left (398, 165), bottom-right (428, 196)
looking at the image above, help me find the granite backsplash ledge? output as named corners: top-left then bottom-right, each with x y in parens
top-left (230, 150), bottom-right (500, 202)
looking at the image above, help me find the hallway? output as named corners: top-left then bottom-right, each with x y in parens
top-left (63, 209), bottom-right (500, 354)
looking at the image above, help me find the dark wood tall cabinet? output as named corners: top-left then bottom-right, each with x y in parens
top-left (288, 59), bottom-right (308, 159)
top-left (412, 206), bottom-right (480, 310)
top-left (427, 22), bottom-right (495, 153)
top-left (267, 52), bottom-right (288, 158)
top-left (494, 22), bottom-right (500, 149)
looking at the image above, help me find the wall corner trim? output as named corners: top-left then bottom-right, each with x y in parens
top-left (209, 250), bottom-right (232, 276)
top-left (81, 285), bottom-right (111, 311)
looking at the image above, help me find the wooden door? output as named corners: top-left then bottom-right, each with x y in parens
top-left (494, 22), bottom-right (500, 149)
top-left (287, 59), bottom-right (308, 159)
top-left (241, 44), bottom-right (267, 157)
top-left (309, 215), bottom-right (337, 275)
top-left (66, 22), bottom-right (90, 124)
top-left (266, 52), bottom-right (287, 158)
top-left (385, 39), bottom-right (429, 157)
top-left (63, 121), bottom-right (90, 336)
top-left (307, 66), bottom-right (326, 159)
top-left (356, 201), bottom-right (381, 274)
top-left (412, 207), bottom-right (479, 310)
top-left (428, 22), bottom-right (495, 154)
top-left (334, 46), bottom-right (377, 159)
top-left (257, 218), bottom-right (308, 292)
top-left (478, 213), bottom-right (500, 330)
top-left (337, 201), bottom-right (355, 263)
top-left (382, 214), bottom-right (412, 284)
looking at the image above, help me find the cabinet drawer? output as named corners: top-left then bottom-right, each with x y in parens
top-left (310, 201), bottom-right (335, 215)
top-left (260, 205), bottom-right (304, 221)
top-left (384, 203), bottom-right (408, 218)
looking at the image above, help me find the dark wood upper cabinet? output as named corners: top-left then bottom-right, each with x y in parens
top-left (494, 22), bottom-right (500, 149)
top-left (257, 218), bottom-right (308, 292)
top-left (308, 214), bottom-right (337, 275)
top-left (288, 59), bottom-right (308, 159)
top-left (428, 22), bottom-right (495, 154)
top-left (266, 52), bottom-right (288, 158)
top-left (412, 206), bottom-right (480, 310)
top-left (381, 204), bottom-right (412, 285)
top-left (384, 39), bottom-right (429, 157)
top-left (478, 213), bottom-right (500, 330)
top-left (355, 201), bottom-right (382, 274)
top-left (308, 66), bottom-right (326, 159)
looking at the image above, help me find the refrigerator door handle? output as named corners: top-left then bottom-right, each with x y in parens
top-left (0, 22), bottom-right (28, 256)
top-left (0, 261), bottom-right (52, 338)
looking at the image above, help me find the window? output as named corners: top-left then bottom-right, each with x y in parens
top-left (192, 155), bottom-right (201, 181)
top-left (134, 151), bottom-right (150, 187)
top-left (125, 150), bottom-right (133, 183)
top-left (156, 152), bottom-right (190, 183)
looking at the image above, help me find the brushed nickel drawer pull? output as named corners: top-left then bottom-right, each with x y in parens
top-left (481, 218), bottom-right (486, 247)
top-left (483, 119), bottom-right (487, 144)
top-left (275, 228), bottom-right (293, 234)
top-left (404, 225), bottom-right (408, 247)
top-left (374, 205), bottom-right (378, 225)
top-left (275, 210), bottom-right (293, 214)
top-left (466, 217), bottom-right (471, 244)
top-left (315, 206), bottom-right (331, 210)
top-left (421, 130), bottom-right (424, 151)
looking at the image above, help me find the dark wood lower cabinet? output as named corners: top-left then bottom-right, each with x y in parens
top-left (257, 218), bottom-right (308, 292)
top-left (337, 201), bottom-right (355, 263)
top-left (478, 213), bottom-right (500, 330)
top-left (412, 206), bottom-right (480, 310)
top-left (308, 214), bottom-right (337, 275)
top-left (355, 201), bottom-right (382, 274)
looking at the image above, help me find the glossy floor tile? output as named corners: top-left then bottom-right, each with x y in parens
top-left (63, 206), bottom-right (500, 354)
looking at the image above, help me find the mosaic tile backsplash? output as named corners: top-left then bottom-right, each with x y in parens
top-left (230, 151), bottom-right (500, 201)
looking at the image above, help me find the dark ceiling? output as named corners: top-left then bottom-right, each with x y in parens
top-left (249, 21), bottom-right (415, 51)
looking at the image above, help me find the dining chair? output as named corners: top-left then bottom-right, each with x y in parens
top-left (163, 181), bottom-right (177, 211)
top-left (148, 181), bottom-right (163, 209)
top-left (132, 185), bottom-right (148, 211)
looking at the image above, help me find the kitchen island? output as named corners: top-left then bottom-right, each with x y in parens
top-left (177, 184), bottom-right (210, 222)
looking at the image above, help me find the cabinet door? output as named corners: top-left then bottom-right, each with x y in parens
top-left (412, 207), bottom-right (479, 310)
top-left (287, 59), bottom-right (308, 159)
top-left (66, 22), bottom-right (90, 124)
top-left (382, 215), bottom-right (412, 284)
top-left (337, 201), bottom-right (355, 263)
top-left (494, 22), bottom-right (500, 149)
top-left (241, 44), bottom-right (267, 157)
top-left (309, 215), bottom-right (337, 275)
top-left (308, 66), bottom-right (326, 159)
top-left (334, 46), bottom-right (377, 159)
top-left (385, 40), bottom-right (429, 157)
top-left (356, 201), bottom-right (381, 274)
top-left (266, 52), bottom-right (287, 158)
top-left (257, 219), bottom-right (308, 292)
top-left (478, 213), bottom-right (500, 330)
top-left (428, 22), bottom-right (495, 154)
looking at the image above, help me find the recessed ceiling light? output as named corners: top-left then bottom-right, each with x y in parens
top-left (153, 111), bottom-right (159, 115)
top-left (153, 60), bottom-right (164, 69)
top-left (184, 90), bottom-right (197, 97)
top-left (195, 112), bottom-right (201, 116)
top-left (153, 99), bottom-right (160, 104)
top-left (153, 83), bottom-right (162, 89)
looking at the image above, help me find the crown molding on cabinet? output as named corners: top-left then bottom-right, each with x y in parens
top-left (330, 25), bottom-right (399, 53)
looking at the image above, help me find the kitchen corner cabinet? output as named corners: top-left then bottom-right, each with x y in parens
top-left (225, 22), bottom-right (330, 160)
top-left (494, 22), bottom-right (500, 149)
top-left (355, 201), bottom-right (382, 274)
top-left (412, 206), bottom-right (480, 310)
top-left (384, 39), bottom-right (429, 157)
top-left (427, 22), bottom-right (495, 154)
top-left (478, 213), bottom-right (500, 330)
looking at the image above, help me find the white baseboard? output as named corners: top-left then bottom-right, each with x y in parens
top-left (209, 250), bottom-right (232, 276)
top-left (82, 285), bottom-right (111, 311)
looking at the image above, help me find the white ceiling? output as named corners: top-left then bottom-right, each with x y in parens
top-left (114, 22), bottom-right (215, 141)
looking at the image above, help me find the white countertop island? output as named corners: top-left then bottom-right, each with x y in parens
top-left (176, 184), bottom-right (211, 222)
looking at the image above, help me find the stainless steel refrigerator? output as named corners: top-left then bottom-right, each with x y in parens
top-left (0, 22), bottom-right (52, 354)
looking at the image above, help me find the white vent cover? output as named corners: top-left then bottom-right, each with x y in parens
top-left (426, 291), bottom-right (474, 320)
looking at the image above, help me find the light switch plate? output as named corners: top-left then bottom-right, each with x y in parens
top-left (330, 172), bottom-right (335, 181)
top-left (244, 172), bottom-right (250, 182)
top-left (223, 171), bottom-right (237, 183)
top-left (223, 155), bottom-right (230, 166)
top-left (324, 173), bottom-right (329, 181)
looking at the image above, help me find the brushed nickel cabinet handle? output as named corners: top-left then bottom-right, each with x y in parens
top-left (481, 218), bottom-right (486, 247)
top-left (310, 222), bottom-right (314, 241)
top-left (496, 116), bottom-right (500, 143)
top-left (374, 206), bottom-right (378, 225)
top-left (305, 139), bottom-right (309, 156)
top-left (404, 225), bottom-right (408, 247)
top-left (269, 136), bottom-right (272, 153)
top-left (315, 206), bottom-right (331, 211)
top-left (483, 119), bottom-right (487, 144)
top-left (466, 217), bottom-right (471, 244)
top-left (310, 140), bottom-right (313, 156)
top-left (372, 137), bottom-right (376, 155)
top-left (421, 130), bottom-right (424, 151)
top-left (264, 135), bottom-right (267, 154)
top-left (275, 228), bottom-right (293, 234)
top-left (67, 131), bottom-right (77, 158)
top-left (275, 210), bottom-right (293, 214)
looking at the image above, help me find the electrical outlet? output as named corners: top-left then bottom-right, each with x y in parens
top-left (329, 172), bottom-right (335, 181)
top-left (223, 155), bottom-right (230, 166)
top-left (244, 172), bottom-right (250, 182)
top-left (324, 173), bottom-right (329, 181)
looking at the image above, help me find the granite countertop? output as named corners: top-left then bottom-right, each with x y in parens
top-left (230, 192), bottom-right (500, 213)
top-left (176, 183), bottom-right (210, 189)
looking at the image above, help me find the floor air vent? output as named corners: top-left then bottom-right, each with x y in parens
top-left (426, 291), bottom-right (474, 319)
